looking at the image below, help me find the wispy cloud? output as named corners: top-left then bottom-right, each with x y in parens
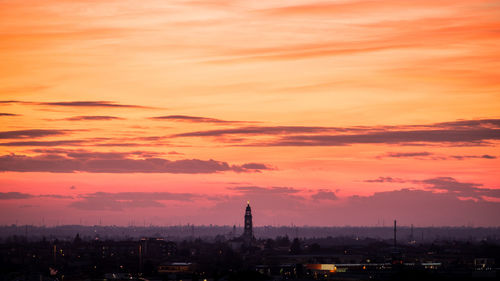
top-left (265, 128), bottom-right (500, 146)
top-left (0, 139), bottom-right (164, 147)
top-left (0, 192), bottom-right (72, 200)
top-left (0, 140), bottom-right (83, 147)
top-left (0, 100), bottom-right (156, 109)
top-left (0, 129), bottom-right (69, 139)
top-left (150, 115), bottom-right (247, 124)
top-left (0, 113), bottom-right (20, 116)
top-left (39, 101), bottom-right (148, 108)
top-left (62, 115), bottom-right (124, 121)
top-left (175, 125), bottom-right (347, 137)
top-left (364, 177), bottom-right (406, 183)
top-left (380, 152), bottom-right (434, 158)
top-left (377, 151), bottom-right (496, 160)
top-left (174, 119), bottom-right (500, 146)
top-left (450, 155), bottom-right (496, 160)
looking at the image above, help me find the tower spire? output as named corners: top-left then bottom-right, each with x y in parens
top-left (243, 201), bottom-right (253, 244)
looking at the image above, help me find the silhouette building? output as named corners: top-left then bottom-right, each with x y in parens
top-left (228, 202), bottom-right (255, 250)
top-left (243, 201), bottom-right (254, 244)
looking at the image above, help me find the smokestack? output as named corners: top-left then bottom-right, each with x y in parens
top-left (139, 244), bottom-right (143, 273)
top-left (393, 220), bottom-right (397, 248)
top-left (410, 224), bottom-right (414, 241)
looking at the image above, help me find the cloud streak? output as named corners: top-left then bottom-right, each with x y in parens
top-left (0, 129), bottom-right (68, 139)
top-left (0, 150), bottom-right (272, 174)
top-left (0, 140), bottom-right (83, 147)
top-left (62, 115), bottom-right (124, 121)
top-left (0, 192), bottom-right (72, 200)
top-left (0, 100), bottom-right (155, 109)
top-left (264, 128), bottom-right (500, 146)
top-left (174, 119), bottom-right (500, 146)
top-left (419, 177), bottom-right (500, 200)
top-left (175, 126), bottom-right (348, 137)
top-left (364, 177), bottom-right (406, 183)
top-left (150, 115), bottom-right (246, 124)
top-left (377, 151), bottom-right (496, 160)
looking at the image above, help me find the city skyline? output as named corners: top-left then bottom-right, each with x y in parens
top-left (1, 0), bottom-right (499, 227)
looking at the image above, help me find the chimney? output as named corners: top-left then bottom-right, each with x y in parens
top-left (393, 220), bottom-right (397, 248)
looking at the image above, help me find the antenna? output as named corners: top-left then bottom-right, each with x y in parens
top-left (410, 224), bottom-right (414, 241)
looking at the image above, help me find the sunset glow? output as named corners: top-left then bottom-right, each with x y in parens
top-left (1, 0), bottom-right (499, 226)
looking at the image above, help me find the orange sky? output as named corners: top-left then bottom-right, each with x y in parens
top-left (1, 0), bottom-right (499, 226)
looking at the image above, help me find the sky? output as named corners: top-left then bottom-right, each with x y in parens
top-left (0, 0), bottom-right (499, 227)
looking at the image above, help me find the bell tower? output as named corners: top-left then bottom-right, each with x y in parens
top-left (243, 201), bottom-right (253, 242)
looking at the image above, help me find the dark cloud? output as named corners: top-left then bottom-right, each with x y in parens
top-left (364, 176), bottom-right (500, 201)
top-left (40, 101), bottom-right (146, 108)
top-left (210, 184), bottom-right (499, 226)
top-left (39, 194), bottom-right (73, 199)
top-left (433, 119), bottom-right (500, 129)
top-left (419, 177), bottom-right (500, 200)
top-left (0, 192), bottom-right (72, 200)
top-left (63, 181), bottom-right (500, 225)
top-left (311, 189), bottom-right (338, 201)
top-left (0, 192), bottom-right (33, 200)
top-left (378, 152), bottom-right (496, 160)
top-left (270, 128), bottom-right (500, 146)
top-left (450, 154), bottom-right (496, 160)
top-left (0, 100), bottom-right (21, 104)
top-left (0, 113), bottom-right (19, 116)
top-left (381, 152), bottom-right (434, 158)
top-left (0, 151), bottom-right (271, 174)
top-left (175, 126), bottom-right (346, 137)
top-left (150, 115), bottom-right (244, 124)
top-left (0, 100), bottom-right (155, 109)
top-left (0, 129), bottom-right (68, 139)
top-left (63, 116), bottom-right (124, 121)
top-left (336, 188), bottom-right (500, 226)
top-left (421, 177), bottom-right (481, 192)
top-left (70, 191), bottom-right (208, 211)
top-left (240, 163), bottom-right (272, 170)
top-left (174, 119), bottom-right (500, 146)
top-left (91, 142), bottom-right (148, 147)
top-left (0, 140), bottom-right (83, 146)
top-left (231, 163), bottom-right (273, 173)
top-left (0, 140), bottom-right (156, 147)
top-left (364, 177), bottom-right (406, 183)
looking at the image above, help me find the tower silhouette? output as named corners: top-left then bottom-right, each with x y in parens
top-left (243, 201), bottom-right (253, 243)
